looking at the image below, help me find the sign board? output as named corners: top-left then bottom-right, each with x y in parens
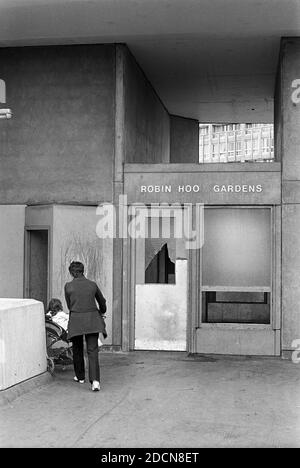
top-left (124, 170), bottom-right (281, 205)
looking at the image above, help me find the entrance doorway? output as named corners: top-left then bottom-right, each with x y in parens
top-left (25, 228), bottom-right (49, 308)
top-left (124, 201), bottom-right (280, 355)
top-left (131, 207), bottom-right (188, 351)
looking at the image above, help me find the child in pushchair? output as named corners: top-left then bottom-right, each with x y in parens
top-left (45, 298), bottom-right (73, 374)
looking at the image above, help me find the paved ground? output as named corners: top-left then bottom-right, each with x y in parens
top-left (1, 351), bottom-right (300, 448)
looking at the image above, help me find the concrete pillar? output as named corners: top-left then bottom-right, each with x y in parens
top-left (0, 205), bottom-right (26, 298)
top-left (170, 115), bottom-right (199, 163)
top-left (276, 38), bottom-right (300, 355)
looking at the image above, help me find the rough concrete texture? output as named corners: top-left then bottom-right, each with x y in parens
top-left (124, 48), bottom-right (170, 164)
top-left (281, 38), bottom-right (300, 181)
top-left (1, 351), bottom-right (300, 448)
top-left (0, 205), bottom-right (26, 298)
top-left (0, 45), bottom-right (115, 204)
top-left (170, 115), bottom-right (199, 163)
top-left (282, 204), bottom-right (300, 349)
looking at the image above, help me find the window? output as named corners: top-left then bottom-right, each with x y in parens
top-left (135, 214), bottom-right (186, 285)
top-left (199, 125), bottom-right (209, 136)
top-left (228, 141), bottom-right (235, 159)
top-left (262, 137), bottom-right (270, 153)
top-left (145, 243), bottom-right (175, 284)
top-left (203, 144), bottom-right (210, 157)
top-left (220, 142), bottom-right (226, 154)
top-left (253, 138), bottom-right (259, 155)
top-left (245, 139), bottom-right (252, 157)
top-left (202, 291), bottom-right (270, 324)
top-left (213, 125), bottom-right (225, 133)
top-left (212, 143), bottom-right (219, 158)
top-left (236, 141), bottom-right (242, 158)
top-left (202, 208), bottom-right (271, 324)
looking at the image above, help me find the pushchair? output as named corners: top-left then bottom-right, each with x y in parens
top-left (45, 316), bottom-right (73, 374)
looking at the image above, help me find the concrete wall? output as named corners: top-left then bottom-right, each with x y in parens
top-left (170, 115), bottom-right (199, 163)
top-left (52, 205), bottom-right (113, 345)
top-left (0, 205), bottom-right (26, 298)
top-left (0, 44), bottom-right (115, 204)
top-left (281, 39), bottom-right (300, 180)
top-left (274, 58), bottom-right (282, 163)
top-left (196, 325), bottom-right (277, 355)
top-left (0, 299), bottom-right (47, 390)
top-left (278, 38), bottom-right (300, 351)
top-left (24, 205), bottom-right (114, 344)
top-left (124, 47), bottom-right (170, 163)
top-left (25, 205), bottom-right (53, 227)
top-left (282, 205), bottom-right (300, 349)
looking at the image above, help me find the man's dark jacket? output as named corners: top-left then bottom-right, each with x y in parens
top-left (65, 276), bottom-right (106, 340)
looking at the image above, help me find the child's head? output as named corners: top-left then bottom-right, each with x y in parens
top-left (47, 298), bottom-right (63, 316)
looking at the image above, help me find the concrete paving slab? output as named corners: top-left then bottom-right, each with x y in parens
top-left (0, 372), bottom-right (53, 407)
top-left (0, 351), bottom-right (300, 448)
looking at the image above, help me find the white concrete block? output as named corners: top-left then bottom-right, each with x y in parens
top-left (0, 299), bottom-right (47, 390)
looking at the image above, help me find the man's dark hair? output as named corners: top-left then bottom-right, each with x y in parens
top-left (69, 261), bottom-right (84, 277)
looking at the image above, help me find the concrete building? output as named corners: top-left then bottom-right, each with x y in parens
top-left (0, 0), bottom-right (300, 358)
top-left (199, 123), bottom-right (274, 163)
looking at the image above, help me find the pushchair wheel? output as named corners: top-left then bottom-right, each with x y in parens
top-left (47, 357), bottom-right (55, 375)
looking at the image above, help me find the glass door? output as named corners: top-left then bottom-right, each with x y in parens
top-left (132, 207), bottom-right (188, 351)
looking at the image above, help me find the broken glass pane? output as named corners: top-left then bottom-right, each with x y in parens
top-left (145, 243), bottom-right (175, 284)
top-left (145, 216), bottom-right (176, 284)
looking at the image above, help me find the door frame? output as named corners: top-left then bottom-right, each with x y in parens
top-left (195, 205), bottom-right (281, 356)
top-left (24, 225), bottom-right (51, 306)
top-left (122, 204), bottom-right (191, 352)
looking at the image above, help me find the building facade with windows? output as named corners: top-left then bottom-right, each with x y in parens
top-left (199, 123), bottom-right (274, 163)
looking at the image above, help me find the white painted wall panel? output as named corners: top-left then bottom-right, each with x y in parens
top-left (135, 260), bottom-right (187, 350)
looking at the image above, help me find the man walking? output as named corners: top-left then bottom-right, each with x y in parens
top-left (65, 261), bottom-right (106, 391)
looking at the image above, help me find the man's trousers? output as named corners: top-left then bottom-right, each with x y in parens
top-left (71, 333), bottom-right (100, 383)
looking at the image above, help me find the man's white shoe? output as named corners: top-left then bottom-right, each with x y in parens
top-left (91, 380), bottom-right (100, 391)
top-left (74, 376), bottom-right (85, 384)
